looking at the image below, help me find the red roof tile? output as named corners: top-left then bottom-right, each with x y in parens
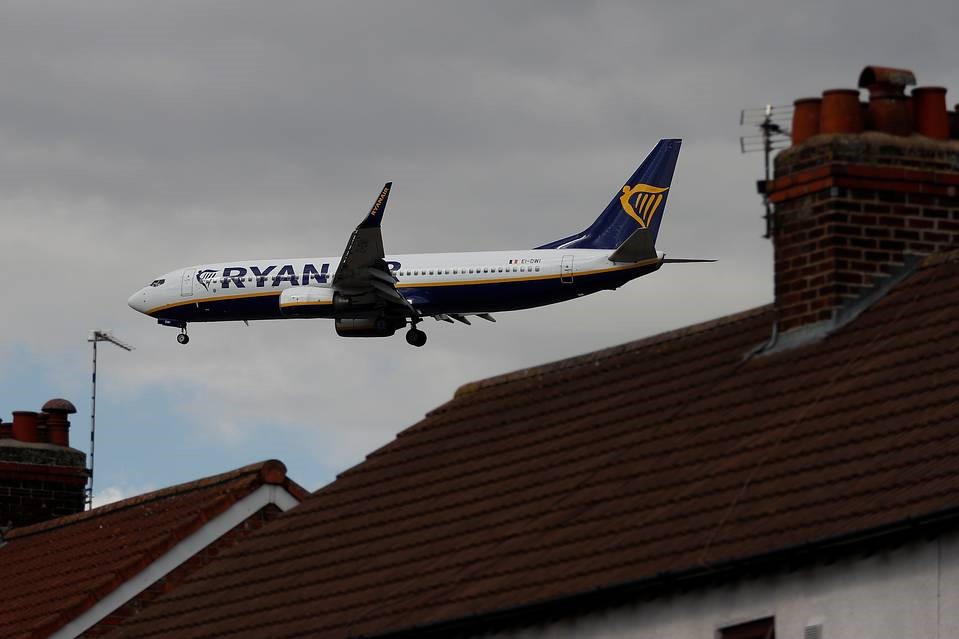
top-left (116, 251), bottom-right (959, 638)
top-left (0, 460), bottom-right (306, 639)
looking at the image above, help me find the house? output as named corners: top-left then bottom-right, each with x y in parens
top-left (0, 403), bottom-right (307, 639)
top-left (103, 66), bottom-right (959, 638)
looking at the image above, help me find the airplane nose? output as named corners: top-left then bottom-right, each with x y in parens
top-left (128, 289), bottom-right (147, 313)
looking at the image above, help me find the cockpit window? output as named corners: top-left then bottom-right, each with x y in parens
top-left (150, 279), bottom-right (165, 287)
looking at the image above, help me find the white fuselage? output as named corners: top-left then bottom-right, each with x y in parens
top-left (128, 248), bottom-right (662, 322)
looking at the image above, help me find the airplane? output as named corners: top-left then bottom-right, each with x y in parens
top-left (128, 139), bottom-right (709, 347)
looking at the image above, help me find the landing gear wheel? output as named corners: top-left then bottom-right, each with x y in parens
top-left (177, 332), bottom-right (190, 345)
top-left (405, 328), bottom-right (427, 347)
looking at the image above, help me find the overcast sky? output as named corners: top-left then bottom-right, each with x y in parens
top-left (2, 0), bottom-right (957, 503)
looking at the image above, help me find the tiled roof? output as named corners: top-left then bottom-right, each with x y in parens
top-left (0, 460), bottom-right (307, 639)
top-left (117, 251), bottom-right (959, 638)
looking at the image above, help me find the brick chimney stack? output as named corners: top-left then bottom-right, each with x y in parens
top-left (0, 399), bottom-right (87, 531)
top-left (767, 66), bottom-right (959, 334)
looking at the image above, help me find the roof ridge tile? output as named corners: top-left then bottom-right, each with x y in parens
top-left (451, 305), bottom-right (773, 399)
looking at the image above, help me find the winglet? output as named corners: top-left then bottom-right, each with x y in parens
top-left (358, 182), bottom-right (392, 229)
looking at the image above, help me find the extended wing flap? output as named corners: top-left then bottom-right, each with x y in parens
top-left (370, 278), bottom-right (407, 303)
top-left (368, 266), bottom-right (398, 285)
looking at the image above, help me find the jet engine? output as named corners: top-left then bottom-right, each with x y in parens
top-left (335, 317), bottom-right (406, 337)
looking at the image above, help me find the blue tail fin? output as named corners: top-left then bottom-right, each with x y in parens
top-left (535, 139), bottom-right (681, 250)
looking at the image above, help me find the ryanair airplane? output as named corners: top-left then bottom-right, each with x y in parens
top-left (128, 139), bottom-right (707, 347)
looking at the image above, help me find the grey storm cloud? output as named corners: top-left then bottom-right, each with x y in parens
top-left (1, 0), bottom-right (957, 488)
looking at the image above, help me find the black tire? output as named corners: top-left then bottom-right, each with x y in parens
top-left (177, 333), bottom-right (190, 345)
top-left (406, 329), bottom-right (426, 347)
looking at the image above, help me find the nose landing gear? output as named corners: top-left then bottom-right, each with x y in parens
top-left (158, 318), bottom-right (190, 345)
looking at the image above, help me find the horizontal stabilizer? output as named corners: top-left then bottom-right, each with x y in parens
top-left (608, 228), bottom-right (658, 263)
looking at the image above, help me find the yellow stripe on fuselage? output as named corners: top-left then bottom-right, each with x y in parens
top-left (278, 300), bottom-right (334, 308)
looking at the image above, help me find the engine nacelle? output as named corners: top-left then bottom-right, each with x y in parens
top-left (335, 317), bottom-right (405, 337)
top-left (279, 286), bottom-right (334, 318)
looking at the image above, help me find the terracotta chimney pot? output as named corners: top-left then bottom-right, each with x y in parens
top-left (857, 66), bottom-right (916, 136)
top-left (11, 411), bottom-right (40, 443)
top-left (791, 98), bottom-right (822, 144)
top-left (820, 89), bottom-right (863, 134)
top-left (913, 87), bottom-right (949, 140)
top-left (41, 399), bottom-right (77, 447)
top-left (868, 95), bottom-right (913, 136)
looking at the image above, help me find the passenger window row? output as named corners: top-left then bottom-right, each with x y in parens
top-left (395, 265), bottom-right (540, 278)
top-left (216, 275), bottom-right (337, 285)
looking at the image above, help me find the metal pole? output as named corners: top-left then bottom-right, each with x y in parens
top-left (88, 338), bottom-right (97, 509)
top-left (762, 106), bottom-right (774, 239)
top-left (85, 330), bottom-right (133, 510)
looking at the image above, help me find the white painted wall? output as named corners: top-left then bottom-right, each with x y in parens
top-left (487, 530), bottom-right (959, 639)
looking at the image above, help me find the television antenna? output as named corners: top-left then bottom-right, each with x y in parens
top-left (740, 104), bottom-right (792, 238)
top-left (87, 330), bottom-right (134, 509)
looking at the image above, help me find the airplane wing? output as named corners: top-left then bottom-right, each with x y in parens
top-left (332, 183), bottom-right (417, 315)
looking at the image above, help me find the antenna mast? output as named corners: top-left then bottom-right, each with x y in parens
top-left (87, 330), bottom-right (134, 509)
top-left (740, 104), bottom-right (792, 238)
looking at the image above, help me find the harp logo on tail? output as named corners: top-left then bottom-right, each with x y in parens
top-left (619, 183), bottom-right (669, 228)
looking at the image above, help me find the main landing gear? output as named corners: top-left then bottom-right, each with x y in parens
top-left (405, 318), bottom-right (427, 347)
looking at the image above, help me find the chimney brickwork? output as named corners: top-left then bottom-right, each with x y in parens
top-left (0, 400), bottom-right (87, 530)
top-left (768, 66), bottom-right (959, 332)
